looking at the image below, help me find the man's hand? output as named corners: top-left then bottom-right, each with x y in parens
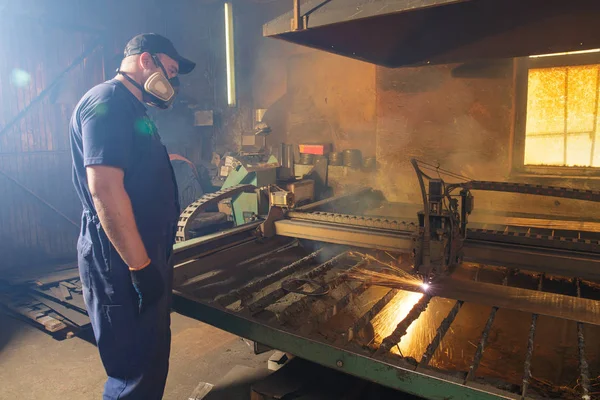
top-left (130, 261), bottom-right (164, 313)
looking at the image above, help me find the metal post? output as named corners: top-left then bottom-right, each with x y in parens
top-left (521, 274), bottom-right (543, 399)
top-left (293, 0), bottom-right (301, 31)
top-left (576, 279), bottom-right (591, 400)
top-left (521, 314), bottom-right (538, 399)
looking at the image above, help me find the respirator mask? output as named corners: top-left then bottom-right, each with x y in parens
top-left (118, 54), bottom-right (179, 109)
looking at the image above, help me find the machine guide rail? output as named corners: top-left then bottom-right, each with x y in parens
top-left (455, 180), bottom-right (600, 203)
top-left (281, 210), bottom-right (600, 281)
top-left (176, 184), bottom-right (257, 242)
top-left (287, 210), bottom-right (600, 255)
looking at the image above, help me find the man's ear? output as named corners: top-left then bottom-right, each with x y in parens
top-left (138, 52), bottom-right (154, 70)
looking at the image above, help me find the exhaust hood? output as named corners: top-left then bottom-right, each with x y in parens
top-left (263, 0), bottom-right (600, 67)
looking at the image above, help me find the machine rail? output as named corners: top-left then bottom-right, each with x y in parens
top-left (288, 210), bottom-right (600, 255)
top-left (176, 184), bottom-right (256, 242)
top-left (455, 180), bottom-right (600, 203)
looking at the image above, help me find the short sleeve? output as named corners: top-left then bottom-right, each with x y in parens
top-left (81, 99), bottom-right (134, 170)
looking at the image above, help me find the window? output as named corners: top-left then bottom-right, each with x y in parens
top-left (514, 50), bottom-right (600, 175)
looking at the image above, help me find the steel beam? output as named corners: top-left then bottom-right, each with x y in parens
top-left (274, 220), bottom-right (414, 253)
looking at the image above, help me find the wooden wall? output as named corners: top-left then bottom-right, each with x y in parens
top-left (0, 12), bottom-right (103, 271)
top-left (0, 0), bottom-right (219, 272)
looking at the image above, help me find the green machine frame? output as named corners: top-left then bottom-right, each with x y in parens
top-left (222, 155), bottom-right (278, 226)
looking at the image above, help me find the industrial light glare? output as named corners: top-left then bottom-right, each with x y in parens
top-left (10, 68), bottom-right (31, 87)
top-left (224, 2), bottom-right (236, 107)
top-left (421, 283), bottom-right (430, 291)
top-left (529, 48), bottom-right (600, 58)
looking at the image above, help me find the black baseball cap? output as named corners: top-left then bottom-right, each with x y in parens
top-left (124, 33), bottom-right (196, 75)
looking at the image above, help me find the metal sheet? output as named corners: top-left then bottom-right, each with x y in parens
top-left (172, 292), bottom-right (512, 400)
top-left (263, 0), bottom-right (600, 67)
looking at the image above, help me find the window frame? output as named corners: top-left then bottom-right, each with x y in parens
top-left (512, 52), bottom-right (600, 177)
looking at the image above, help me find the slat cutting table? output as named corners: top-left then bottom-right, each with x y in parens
top-left (171, 160), bottom-right (600, 399)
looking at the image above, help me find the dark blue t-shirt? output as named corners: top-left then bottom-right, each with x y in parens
top-left (69, 79), bottom-right (180, 263)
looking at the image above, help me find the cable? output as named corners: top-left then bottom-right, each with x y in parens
top-left (418, 164), bottom-right (472, 182)
top-left (414, 159), bottom-right (472, 181)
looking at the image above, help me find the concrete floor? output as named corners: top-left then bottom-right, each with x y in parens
top-left (0, 310), bottom-right (273, 400)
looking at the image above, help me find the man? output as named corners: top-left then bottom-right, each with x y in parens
top-left (69, 33), bottom-right (195, 399)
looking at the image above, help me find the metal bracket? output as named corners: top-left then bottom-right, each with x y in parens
top-left (254, 341), bottom-right (273, 355)
top-left (260, 206), bottom-right (285, 238)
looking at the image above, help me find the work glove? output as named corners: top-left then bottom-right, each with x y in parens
top-left (130, 260), bottom-right (164, 313)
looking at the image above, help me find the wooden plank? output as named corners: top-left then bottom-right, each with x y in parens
top-left (381, 278), bottom-right (600, 326)
top-left (30, 294), bottom-right (90, 327)
top-left (35, 315), bottom-right (67, 332)
top-left (49, 286), bottom-right (64, 300)
top-left (60, 281), bottom-right (77, 290)
top-left (59, 284), bottom-right (72, 300)
top-left (32, 287), bottom-right (87, 313)
top-left (34, 267), bottom-right (79, 286)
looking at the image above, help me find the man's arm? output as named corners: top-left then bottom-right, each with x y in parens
top-left (87, 165), bottom-right (149, 270)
